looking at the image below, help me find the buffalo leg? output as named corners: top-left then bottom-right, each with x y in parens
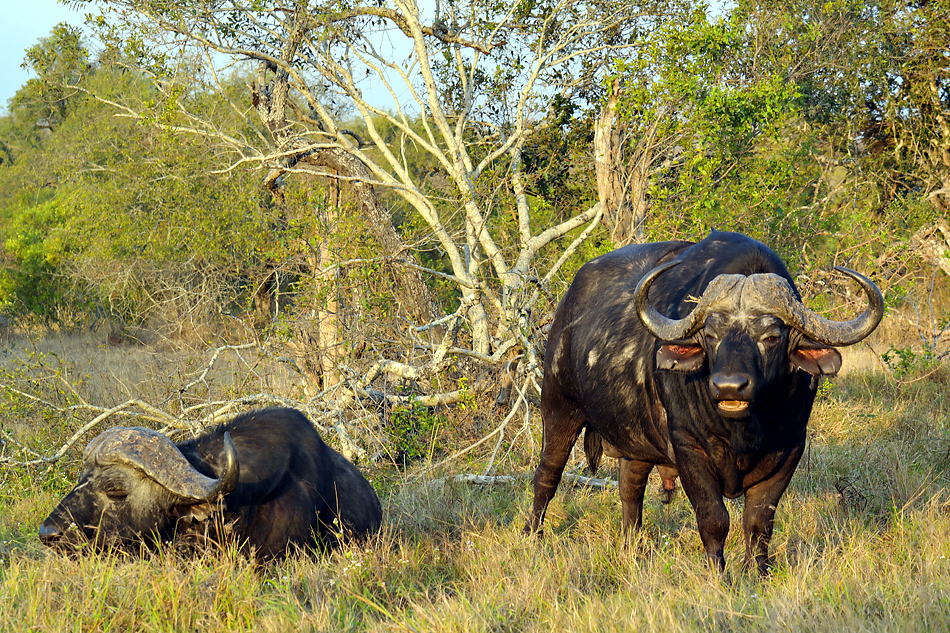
top-left (673, 443), bottom-right (729, 571)
top-left (742, 445), bottom-right (804, 575)
top-left (618, 458), bottom-right (653, 533)
top-left (690, 491), bottom-right (729, 572)
top-left (524, 403), bottom-right (585, 535)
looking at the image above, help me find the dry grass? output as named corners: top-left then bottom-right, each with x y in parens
top-left (5, 486), bottom-right (950, 632)
top-left (2, 334), bottom-right (950, 632)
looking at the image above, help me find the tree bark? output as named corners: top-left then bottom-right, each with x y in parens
top-left (593, 86), bottom-right (649, 246)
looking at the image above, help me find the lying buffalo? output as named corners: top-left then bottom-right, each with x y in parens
top-left (526, 230), bottom-right (883, 573)
top-left (39, 407), bottom-right (382, 560)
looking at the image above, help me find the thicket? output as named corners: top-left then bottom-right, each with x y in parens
top-left (0, 0), bottom-right (947, 469)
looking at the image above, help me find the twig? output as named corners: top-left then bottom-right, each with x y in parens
top-left (179, 343), bottom-right (259, 395)
top-left (482, 369), bottom-right (531, 476)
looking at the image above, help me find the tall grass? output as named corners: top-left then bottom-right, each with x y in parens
top-left (2, 337), bottom-right (949, 632)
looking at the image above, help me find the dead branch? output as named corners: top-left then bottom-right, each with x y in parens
top-left (430, 473), bottom-right (618, 489)
top-left (0, 329), bottom-right (530, 468)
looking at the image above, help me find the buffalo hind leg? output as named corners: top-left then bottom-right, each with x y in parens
top-left (524, 404), bottom-right (585, 535)
top-left (618, 458), bottom-right (653, 533)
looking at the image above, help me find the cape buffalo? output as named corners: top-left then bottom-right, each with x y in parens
top-left (525, 230), bottom-right (883, 573)
top-left (39, 407), bottom-right (382, 560)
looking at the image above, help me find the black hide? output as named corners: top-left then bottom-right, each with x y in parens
top-left (39, 407), bottom-right (382, 560)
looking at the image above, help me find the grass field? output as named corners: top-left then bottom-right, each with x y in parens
top-left (1, 335), bottom-right (949, 632)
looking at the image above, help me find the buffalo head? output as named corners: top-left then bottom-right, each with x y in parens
top-left (635, 262), bottom-right (884, 423)
top-left (39, 426), bottom-right (238, 551)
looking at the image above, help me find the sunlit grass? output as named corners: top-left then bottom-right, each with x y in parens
top-left (4, 478), bottom-right (950, 632)
top-left (2, 340), bottom-right (950, 631)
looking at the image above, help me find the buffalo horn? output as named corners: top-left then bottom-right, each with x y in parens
top-left (87, 427), bottom-right (239, 502)
top-left (634, 260), bottom-right (713, 341)
top-left (771, 266), bottom-right (884, 346)
top-left (635, 261), bottom-right (884, 347)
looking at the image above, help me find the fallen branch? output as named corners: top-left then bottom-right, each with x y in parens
top-left (430, 472), bottom-right (618, 489)
top-left (563, 473), bottom-right (619, 489)
top-left (0, 315), bottom-right (542, 469)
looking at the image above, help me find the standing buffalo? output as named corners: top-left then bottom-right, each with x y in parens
top-left (525, 231), bottom-right (883, 573)
top-left (39, 407), bottom-right (382, 560)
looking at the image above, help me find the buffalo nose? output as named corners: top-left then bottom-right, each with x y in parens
top-left (38, 522), bottom-right (62, 545)
top-left (710, 373), bottom-right (753, 400)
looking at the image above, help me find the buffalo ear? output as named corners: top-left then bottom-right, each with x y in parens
top-left (656, 343), bottom-right (705, 372)
top-left (171, 502), bottom-right (216, 524)
top-left (790, 346), bottom-right (842, 377)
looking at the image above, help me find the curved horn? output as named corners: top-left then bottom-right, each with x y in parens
top-left (213, 432), bottom-right (239, 500)
top-left (778, 266), bottom-right (885, 346)
top-left (88, 427), bottom-right (239, 502)
top-left (634, 261), bottom-right (697, 341)
top-left (634, 261), bottom-right (747, 341)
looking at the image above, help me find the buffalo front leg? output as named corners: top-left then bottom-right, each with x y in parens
top-left (524, 404), bottom-right (584, 536)
top-left (691, 492), bottom-right (729, 572)
top-left (618, 458), bottom-right (654, 533)
top-left (742, 445), bottom-right (804, 575)
top-left (674, 442), bottom-right (730, 571)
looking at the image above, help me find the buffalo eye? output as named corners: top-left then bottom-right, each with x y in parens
top-left (705, 333), bottom-right (718, 345)
top-left (102, 489), bottom-right (129, 500)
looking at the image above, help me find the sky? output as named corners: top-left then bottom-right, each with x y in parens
top-left (0, 0), bottom-right (411, 115)
top-left (1, 0), bottom-right (91, 114)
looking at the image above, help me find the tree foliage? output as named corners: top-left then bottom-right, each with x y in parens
top-left (594, 0), bottom-right (948, 287)
top-left (0, 33), bottom-right (272, 332)
top-left (0, 0), bottom-right (946, 402)
top-left (57, 0), bottom-right (692, 359)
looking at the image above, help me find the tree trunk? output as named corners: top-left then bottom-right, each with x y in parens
top-left (593, 87), bottom-right (648, 246)
top-left (317, 175), bottom-right (341, 391)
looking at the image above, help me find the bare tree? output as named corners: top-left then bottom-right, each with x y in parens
top-left (78, 0), bottom-right (669, 389)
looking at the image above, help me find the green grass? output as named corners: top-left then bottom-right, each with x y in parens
top-left (2, 337), bottom-right (950, 632)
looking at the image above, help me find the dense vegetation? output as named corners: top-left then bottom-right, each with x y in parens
top-left (1, 0), bottom-right (947, 347)
top-left (0, 0), bottom-right (948, 630)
